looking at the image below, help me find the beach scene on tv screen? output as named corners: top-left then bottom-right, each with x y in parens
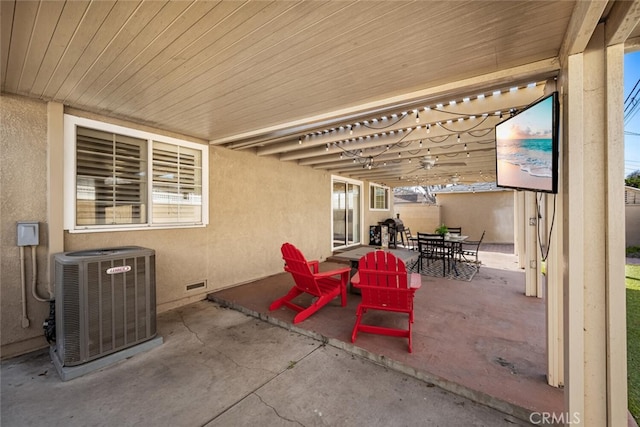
top-left (496, 96), bottom-right (554, 192)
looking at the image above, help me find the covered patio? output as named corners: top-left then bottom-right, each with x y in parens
top-left (2, 2), bottom-right (638, 425)
top-left (208, 245), bottom-right (563, 422)
top-left (0, 274), bottom-right (532, 427)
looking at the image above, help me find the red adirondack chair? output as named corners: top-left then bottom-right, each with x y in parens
top-left (351, 250), bottom-right (422, 352)
top-left (269, 243), bottom-right (351, 324)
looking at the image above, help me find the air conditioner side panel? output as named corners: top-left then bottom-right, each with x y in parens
top-left (54, 260), bottom-right (82, 365)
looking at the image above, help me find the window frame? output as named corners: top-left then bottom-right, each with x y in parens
top-left (369, 183), bottom-right (390, 211)
top-left (64, 115), bottom-right (209, 233)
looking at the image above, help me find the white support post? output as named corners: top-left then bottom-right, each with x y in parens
top-left (563, 25), bottom-right (628, 426)
top-left (516, 191), bottom-right (526, 268)
top-left (546, 189), bottom-right (564, 387)
top-left (564, 51), bottom-right (586, 425)
top-left (604, 42), bottom-right (627, 427)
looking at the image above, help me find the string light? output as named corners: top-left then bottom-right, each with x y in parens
top-left (289, 84), bottom-right (542, 182)
top-left (298, 93), bottom-right (523, 150)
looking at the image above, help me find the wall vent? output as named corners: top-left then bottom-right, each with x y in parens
top-left (52, 246), bottom-right (157, 368)
top-left (186, 281), bottom-right (207, 291)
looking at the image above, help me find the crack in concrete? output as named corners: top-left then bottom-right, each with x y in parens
top-left (177, 310), bottom-right (287, 375)
top-left (248, 344), bottom-right (326, 426)
top-left (178, 312), bottom-right (265, 373)
top-left (200, 344), bottom-right (322, 426)
top-left (253, 392), bottom-right (305, 426)
top-left (178, 311), bottom-right (205, 345)
top-left (211, 346), bottom-right (267, 373)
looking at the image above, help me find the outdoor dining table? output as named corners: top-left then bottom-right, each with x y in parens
top-left (443, 234), bottom-right (469, 275)
top-left (415, 233), bottom-right (469, 277)
top-left (446, 234), bottom-right (468, 253)
top-left (331, 246), bottom-right (419, 294)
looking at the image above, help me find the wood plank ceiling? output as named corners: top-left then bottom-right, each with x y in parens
top-left (1, 0), bottom-right (624, 187)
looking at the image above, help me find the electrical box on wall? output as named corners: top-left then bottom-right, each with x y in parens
top-left (17, 221), bottom-right (39, 246)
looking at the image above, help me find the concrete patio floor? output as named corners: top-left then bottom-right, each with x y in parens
top-left (4, 247), bottom-right (637, 425)
top-left (208, 246), bottom-right (564, 423)
top-left (2, 295), bottom-right (526, 426)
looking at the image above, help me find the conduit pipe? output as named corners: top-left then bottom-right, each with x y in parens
top-left (19, 245), bottom-right (53, 329)
top-left (20, 246), bottom-right (29, 328)
top-left (30, 246), bottom-right (52, 302)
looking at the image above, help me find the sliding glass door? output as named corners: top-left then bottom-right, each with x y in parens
top-left (332, 177), bottom-right (361, 248)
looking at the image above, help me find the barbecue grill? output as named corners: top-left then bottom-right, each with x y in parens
top-left (379, 215), bottom-right (405, 248)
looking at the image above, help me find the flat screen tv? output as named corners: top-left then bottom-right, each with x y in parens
top-left (495, 91), bottom-right (559, 194)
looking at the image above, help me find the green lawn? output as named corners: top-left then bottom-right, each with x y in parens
top-left (627, 264), bottom-right (640, 421)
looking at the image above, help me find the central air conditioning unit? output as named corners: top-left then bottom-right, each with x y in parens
top-left (51, 246), bottom-right (162, 380)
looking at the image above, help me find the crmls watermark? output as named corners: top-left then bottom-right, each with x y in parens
top-left (529, 412), bottom-right (581, 425)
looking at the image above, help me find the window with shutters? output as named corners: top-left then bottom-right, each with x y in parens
top-left (369, 184), bottom-right (389, 211)
top-left (152, 142), bottom-right (202, 224)
top-left (64, 115), bottom-right (208, 232)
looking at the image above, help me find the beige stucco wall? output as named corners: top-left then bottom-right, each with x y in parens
top-left (1, 94), bottom-right (52, 356)
top-left (434, 190), bottom-right (514, 243)
top-left (627, 205), bottom-right (640, 247)
top-left (393, 203), bottom-right (441, 236)
top-left (1, 94), bottom-right (351, 357)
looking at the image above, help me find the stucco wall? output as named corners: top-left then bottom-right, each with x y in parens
top-left (393, 203), bottom-right (442, 236)
top-left (430, 190), bottom-right (513, 243)
top-left (394, 191), bottom-right (514, 243)
top-left (1, 94), bottom-right (339, 357)
top-left (1, 94), bottom-right (52, 356)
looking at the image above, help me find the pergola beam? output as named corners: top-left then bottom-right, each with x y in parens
top-left (605, 0), bottom-right (640, 46)
top-left (559, 1), bottom-right (608, 59)
top-left (209, 59), bottom-right (558, 148)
